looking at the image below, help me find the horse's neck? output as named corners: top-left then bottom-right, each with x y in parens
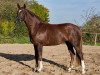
top-left (24, 13), bottom-right (41, 33)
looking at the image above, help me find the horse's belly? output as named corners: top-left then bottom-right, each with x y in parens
top-left (44, 41), bottom-right (63, 46)
top-left (37, 37), bottom-right (65, 46)
top-left (33, 29), bottom-right (67, 46)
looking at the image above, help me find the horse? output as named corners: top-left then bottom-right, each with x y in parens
top-left (16, 4), bottom-right (85, 74)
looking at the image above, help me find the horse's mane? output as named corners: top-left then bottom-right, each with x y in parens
top-left (26, 9), bottom-right (44, 22)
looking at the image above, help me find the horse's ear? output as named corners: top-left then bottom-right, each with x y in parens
top-left (23, 4), bottom-right (26, 9)
top-left (17, 3), bottom-right (20, 9)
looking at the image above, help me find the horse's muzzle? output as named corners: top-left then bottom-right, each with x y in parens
top-left (15, 17), bottom-right (22, 25)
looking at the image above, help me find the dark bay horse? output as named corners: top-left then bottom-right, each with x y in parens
top-left (16, 4), bottom-right (85, 74)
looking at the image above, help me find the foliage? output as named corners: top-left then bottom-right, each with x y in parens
top-left (82, 14), bottom-right (100, 45)
top-left (82, 33), bottom-right (100, 45)
top-left (0, 0), bottom-right (25, 21)
top-left (0, 20), bottom-right (15, 36)
top-left (82, 15), bottom-right (100, 33)
top-left (82, 33), bottom-right (95, 45)
top-left (28, 0), bottom-right (49, 22)
top-left (81, 9), bottom-right (100, 45)
top-left (14, 22), bottom-right (29, 37)
top-left (13, 36), bottom-right (30, 44)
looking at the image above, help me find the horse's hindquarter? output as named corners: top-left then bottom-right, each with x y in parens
top-left (64, 23), bottom-right (82, 46)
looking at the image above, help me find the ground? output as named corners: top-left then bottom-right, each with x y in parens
top-left (0, 44), bottom-right (100, 75)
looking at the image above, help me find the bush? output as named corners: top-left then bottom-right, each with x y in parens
top-left (82, 32), bottom-right (100, 45)
top-left (0, 20), bottom-right (15, 43)
top-left (0, 20), bottom-right (15, 36)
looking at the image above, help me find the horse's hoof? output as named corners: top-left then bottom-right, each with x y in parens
top-left (68, 66), bottom-right (73, 73)
top-left (34, 67), bottom-right (37, 72)
top-left (68, 67), bottom-right (72, 73)
top-left (68, 69), bottom-right (71, 73)
top-left (34, 69), bottom-right (40, 73)
top-left (34, 67), bottom-right (43, 73)
top-left (36, 69), bottom-right (42, 73)
top-left (82, 70), bottom-right (85, 74)
top-left (35, 70), bottom-right (40, 73)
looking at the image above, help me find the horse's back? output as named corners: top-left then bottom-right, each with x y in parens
top-left (42, 23), bottom-right (80, 31)
top-left (46, 23), bottom-right (81, 36)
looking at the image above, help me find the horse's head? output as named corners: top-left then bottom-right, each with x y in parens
top-left (16, 3), bottom-right (26, 22)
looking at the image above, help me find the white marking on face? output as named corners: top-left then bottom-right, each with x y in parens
top-left (19, 10), bottom-right (22, 13)
top-left (81, 60), bottom-right (85, 74)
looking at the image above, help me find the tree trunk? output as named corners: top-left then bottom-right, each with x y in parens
top-left (94, 33), bottom-right (97, 45)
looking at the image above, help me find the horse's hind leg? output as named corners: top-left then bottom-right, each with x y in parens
top-left (65, 41), bottom-right (75, 72)
top-left (74, 43), bottom-right (85, 74)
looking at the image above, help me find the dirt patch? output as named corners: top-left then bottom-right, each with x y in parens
top-left (0, 44), bottom-right (100, 75)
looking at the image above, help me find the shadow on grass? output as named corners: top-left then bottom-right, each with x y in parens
top-left (0, 53), bottom-right (67, 71)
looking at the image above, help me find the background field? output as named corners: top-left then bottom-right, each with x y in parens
top-left (0, 44), bottom-right (100, 75)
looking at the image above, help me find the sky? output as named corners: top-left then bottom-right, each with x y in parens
top-left (35, 0), bottom-right (100, 26)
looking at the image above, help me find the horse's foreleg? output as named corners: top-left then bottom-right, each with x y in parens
top-left (34, 45), bottom-right (38, 71)
top-left (37, 45), bottom-right (43, 72)
top-left (65, 42), bottom-right (75, 72)
top-left (34, 44), bottom-right (43, 72)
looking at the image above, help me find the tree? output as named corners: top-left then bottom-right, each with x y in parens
top-left (81, 8), bottom-right (100, 45)
top-left (82, 15), bottom-right (100, 33)
top-left (0, 0), bottom-right (25, 21)
top-left (82, 15), bottom-right (100, 45)
top-left (28, 0), bottom-right (49, 22)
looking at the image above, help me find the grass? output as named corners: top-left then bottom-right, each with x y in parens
top-left (83, 42), bottom-right (100, 46)
top-left (0, 35), bottom-right (31, 44)
top-left (96, 43), bottom-right (100, 46)
top-left (13, 36), bottom-right (31, 44)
